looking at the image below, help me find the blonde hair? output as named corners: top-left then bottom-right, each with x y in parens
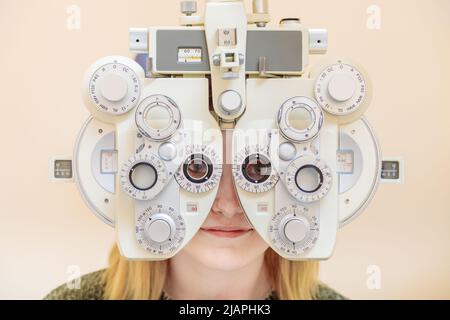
top-left (103, 244), bottom-right (320, 300)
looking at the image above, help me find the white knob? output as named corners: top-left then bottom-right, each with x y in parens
top-left (158, 142), bottom-right (177, 161)
top-left (146, 219), bottom-right (172, 243)
top-left (283, 218), bottom-right (308, 243)
top-left (327, 73), bottom-right (356, 102)
top-left (278, 142), bottom-right (297, 161)
top-left (219, 90), bottom-right (242, 114)
top-left (99, 73), bottom-right (128, 102)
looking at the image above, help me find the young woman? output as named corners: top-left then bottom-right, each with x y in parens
top-left (45, 133), bottom-right (345, 300)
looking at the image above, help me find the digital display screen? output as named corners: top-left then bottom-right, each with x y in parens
top-left (178, 48), bottom-right (202, 64)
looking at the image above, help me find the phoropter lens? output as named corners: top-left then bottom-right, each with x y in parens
top-left (183, 154), bottom-right (213, 183)
top-left (242, 154), bottom-right (272, 184)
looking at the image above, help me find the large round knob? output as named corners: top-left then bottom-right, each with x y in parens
top-left (145, 217), bottom-right (173, 243)
top-left (136, 206), bottom-right (186, 255)
top-left (313, 59), bottom-right (372, 123)
top-left (269, 205), bottom-right (319, 256)
top-left (327, 73), bottom-right (356, 102)
top-left (85, 56), bottom-right (142, 116)
top-left (219, 90), bottom-right (242, 115)
top-left (99, 73), bottom-right (128, 102)
top-left (283, 218), bottom-right (309, 243)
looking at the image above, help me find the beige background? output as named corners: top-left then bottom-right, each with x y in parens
top-left (0, 0), bottom-right (449, 299)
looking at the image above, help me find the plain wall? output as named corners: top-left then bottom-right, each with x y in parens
top-left (0, 0), bottom-right (449, 299)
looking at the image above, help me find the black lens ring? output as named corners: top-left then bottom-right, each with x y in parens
top-left (183, 153), bottom-right (214, 184)
top-left (294, 164), bottom-right (323, 194)
top-left (129, 162), bottom-right (158, 191)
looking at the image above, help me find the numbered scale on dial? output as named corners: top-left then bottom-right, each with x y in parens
top-left (284, 156), bottom-right (332, 203)
top-left (269, 204), bottom-right (319, 255)
top-left (175, 145), bottom-right (222, 193)
top-left (120, 151), bottom-right (169, 201)
top-left (89, 60), bottom-right (141, 115)
top-left (315, 61), bottom-right (367, 116)
top-left (136, 205), bottom-right (186, 255)
top-left (233, 145), bottom-right (279, 193)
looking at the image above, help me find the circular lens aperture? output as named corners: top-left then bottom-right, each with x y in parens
top-left (129, 162), bottom-right (158, 191)
top-left (242, 154), bottom-right (272, 184)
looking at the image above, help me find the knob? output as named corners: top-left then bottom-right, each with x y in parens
top-left (99, 73), bottom-right (128, 102)
top-left (85, 56), bottom-right (142, 116)
top-left (145, 218), bottom-right (172, 243)
top-left (283, 218), bottom-right (309, 243)
top-left (136, 206), bottom-right (186, 255)
top-left (313, 59), bottom-right (372, 123)
top-left (278, 142), bottom-right (297, 161)
top-left (219, 90), bottom-right (242, 115)
top-left (268, 204), bottom-right (319, 256)
top-left (327, 73), bottom-right (356, 102)
top-left (181, 1), bottom-right (197, 15)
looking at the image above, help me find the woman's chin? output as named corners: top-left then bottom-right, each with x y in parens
top-left (181, 231), bottom-right (270, 271)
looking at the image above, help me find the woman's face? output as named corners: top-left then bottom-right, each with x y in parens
top-left (178, 158), bottom-right (269, 271)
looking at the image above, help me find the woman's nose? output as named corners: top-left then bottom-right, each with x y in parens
top-left (212, 164), bottom-right (245, 219)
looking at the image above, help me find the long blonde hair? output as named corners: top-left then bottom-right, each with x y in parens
top-left (103, 244), bottom-right (320, 300)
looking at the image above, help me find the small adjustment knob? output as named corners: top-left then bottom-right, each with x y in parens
top-left (145, 218), bottom-right (172, 243)
top-left (181, 1), bottom-right (197, 15)
top-left (219, 90), bottom-right (242, 115)
top-left (283, 218), bottom-right (309, 243)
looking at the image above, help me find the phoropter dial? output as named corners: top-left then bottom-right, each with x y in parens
top-left (277, 97), bottom-right (323, 142)
top-left (314, 60), bottom-right (370, 119)
top-left (284, 156), bottom-right (332, 203)
top-left (136, 95), bottom-right (182, 141)
top-left (136, 205), bottom-right (185, 255)
top-left (233, 146), bottom-right (279, 193)
top-left (120, 151), bottom-right (169, 201)
top-left (175, 145), bottom-right (222, 193)
top-left (88, 59), bottom-right (141, 115)
top-left (269, 204), bottom-right (319, 256)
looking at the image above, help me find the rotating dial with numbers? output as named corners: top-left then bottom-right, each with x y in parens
top-left (269, 204), bottom-right (319, 256)
top-left (277, 96), bottom-right (324, 142)
top-left (314, 60), bottom-right (370, 119)
top-left (136, 205), bottom-right (186, 255)
top-left (233, 145), bottom-right (279, 193)
top-left (135, 95), bottom-right (182, 141)
top-left (88, 58), bottom-right (141, 115)
top-left (120, 151), bottom-right (169, 201)
top-left (175, 145), bottom-right (223, 193)
top-left (284, 156), bottom-right (332, 203)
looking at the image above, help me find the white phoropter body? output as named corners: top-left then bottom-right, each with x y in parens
top-left (71, 0), bottom-right (381, 261)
